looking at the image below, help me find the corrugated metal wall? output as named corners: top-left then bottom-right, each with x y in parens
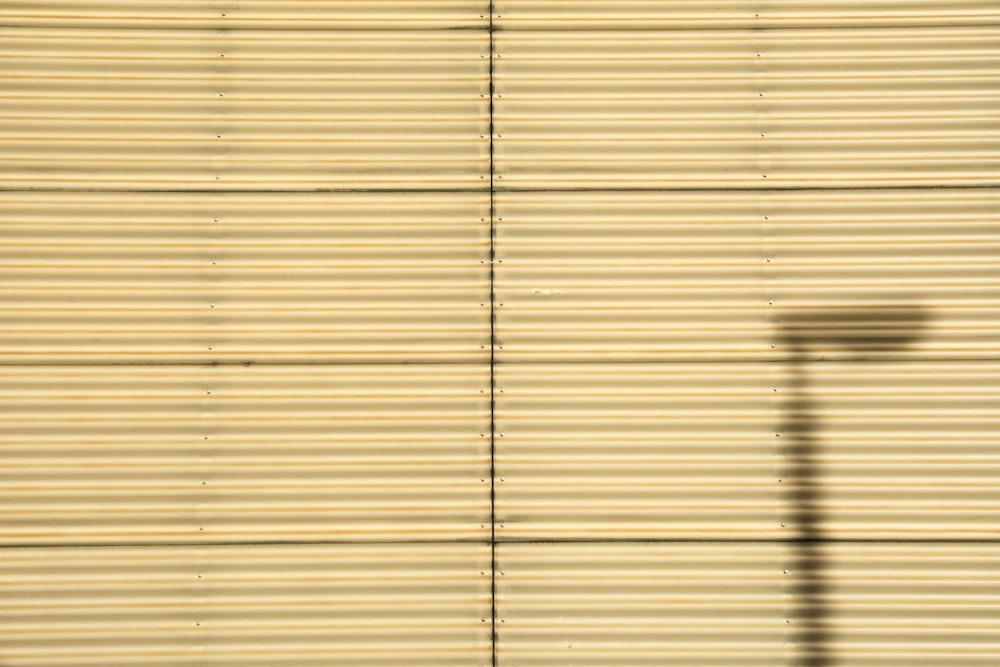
top-left (0, 3), bottom-right (494, 665)
top-left (2, 2), bottom-right (999, 666)
top-left (490, 2), bottom-right (999, 666)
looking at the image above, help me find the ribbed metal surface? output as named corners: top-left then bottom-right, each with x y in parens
top-left (0, 2), bottom-right (488, 29)
top-left (494, 361), bottom-right (1000, 540)
top-left (0, 28), bottom-right (490, 190)
top-left (493, 27), bottom-right (1000, 188)
top-left (0, 364), bottom-right (491, 545)
top-left (494, 1), bottom-right (1000, 29)
top-left (0, 191), bottom-right (490, 362)
top-left (0, 543), bottom-right (492, 666)
top-left (495, 542), bottom-right (787, 666)
top-left (494, 189), bottom-right (999, 361)
top-left (495, 542), bottom-right (1000, 667)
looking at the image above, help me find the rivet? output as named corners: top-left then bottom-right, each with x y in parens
top-left (501, 618), bottom-right (506, 623)
top-left (500, 571), bottom-right (505, 575)
top-left (219, 92), bottom-right (224, 97)
top-left (768, 300), bottom-right (773, 305)
top-left (203, 436), bottom-right (209, 440)
top-left (480, 477), bottom-right (485, 482)
top-left (481, 389), bottom-right (485, 393)
top-left (196, 621), bottom-right (202, 626)
top-left (783, 569), bottom-right (788, 574)
top-left (498, 259), bottom-right (504, 263)
top-left (215, 176), bottom-right (220, 180)
top-left (197, 573), bottom-right (203, 578)
top-left (199, 527), bottom-right (205, 531)
top-left (780, 523), bottom-right (786, 528)
top-left (207, 346), bottom-right (213, 351)
top-left (776, 433), bottom-right (781, 438)
top-left (500, 476), bottom-right (505, 481)
top-left (763, 174), bottom-right (768, 178)
top-left (202, 481), bottom-right (207, 485)
top-left (771, 344), bottom-right (776, 348)
top-left (498, 344), bottom-right (504, 349)
top-left (499, 433), bottom-right (505, 437)
top-left (766, 258), bottom-right (771, 262)
top-left (210, 304), bottom-right (216, 308)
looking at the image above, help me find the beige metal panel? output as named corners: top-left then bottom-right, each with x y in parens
top-left (810, 543), bottom-right (1000, 666)
top-left (0, 2), bottom-right (488, 29)
top-left (0, 28), bottom-right (490, 190)
top-left (0, 364), bottom-right (491, 545)
top-left (494, 361), bottom-right (1000, 540)
top-left (780, 360), bottom-right (1000, 539)
top-left (0, 191), bottom-right (489, 362)
top-left (494, 189), bottom-right (1000, 362)
top-left (494, 1), bottom-right (1000, 29)
top-left (493, 191), bottom-right (769, 361)
top-left (495, 542), bottom-right (788, 666)
top-left (494, 363), bottom-right (782, 540)
top-left (0, 543), bottom-right (492, 666)
top-left (495, 542), bottom-right (1000, 667)
top-left (492, 28), bottom-right (1000, 188)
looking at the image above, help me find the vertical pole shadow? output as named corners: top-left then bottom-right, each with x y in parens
top-left (778, 304), bottom-right (928, 667)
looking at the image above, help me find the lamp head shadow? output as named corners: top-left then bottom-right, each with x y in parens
top-left (778, 303), bottom-right (930, 354)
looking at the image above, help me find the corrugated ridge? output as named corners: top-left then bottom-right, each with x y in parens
top-left (0, 1), bottom-right (488, 29)
top-left (0, 28), bottom-right (491, 190)
top-left (493, 27), bottom-right (1000, 188)
top-left (494, 1), bottom-right (1000, 29)
top-left (494, 189), bottom-right (1000, 361)
top-left (0, 543), bottom-right (492, 666)
top-left (0, 191), bottom-right (490, 362)
top-left (495, 542), bottom-right (1000, 666)
top-left (0, 364), bottom-right (491, 545)
top-left (494, 361), bottom-right (1000, 540)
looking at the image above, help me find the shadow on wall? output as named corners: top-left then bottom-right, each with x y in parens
top-left (777, 303), bottom-right (929, 667)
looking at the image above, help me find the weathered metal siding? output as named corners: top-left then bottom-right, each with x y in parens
top-left (492, 3), bottom-right (1000, 666)
top-left (495, 543), bottom-right (1000, 666)
top-left (0, 544), bottom-right (492, 666)
top-left (0, 192), bottom-right (491, 362)
top-left (0, 28), bottom-right (490, 189)
top-left (2, 1), bottom-right (999, 666)
top-left (0, 3), bottom-right (493, 666)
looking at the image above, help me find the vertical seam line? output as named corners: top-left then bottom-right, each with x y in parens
top-left (488, 3), bottom-right (497, 667)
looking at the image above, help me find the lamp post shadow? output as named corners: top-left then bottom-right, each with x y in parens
top-left (778, 304), bottom-right (929, 667)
